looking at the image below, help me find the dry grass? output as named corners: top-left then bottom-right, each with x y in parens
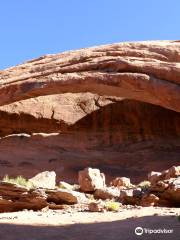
top-left (2, 175), bottom-right (34, 188)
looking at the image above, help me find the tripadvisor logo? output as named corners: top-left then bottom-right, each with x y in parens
top-left (135, 227), bottom-right (143, 235)
top-left (135, 227), bottom-right (173, 235)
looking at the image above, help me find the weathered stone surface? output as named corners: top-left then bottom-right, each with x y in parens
top-left (46, 188), bottom-right (87, 205)
top-left (94, 187), bottom-right (120, 200)
top-left (29, 171), bottom-right (56, 189)
top-left (148, 166), bottom-right (180, 184)
top-left (0, 181), bottom-right (87, 212)
top-left (110, 177), bottom-right (131, 188)
top-left (0, 93), bottom-right (115, 137)
top-left (0, 182), bottom-right (47, 212)
top-left (154, 177), bottom-right (180, 205)
top-left (78, 168), bottom-right (105, 192)
top-left (0, 41), bottom-right (180, 112)
top-left (148, 171), bottom-right (162, 184)
top-left (149, 166), bottom-right (180, 206)
top-left (88, 201), bottom-right (105, 212)
top-left (119, 188), bottom-right (142, 205)
top-left (162, 166), bottom-right (180, 180)
top-left (140, 194), bottom-right (159, 207)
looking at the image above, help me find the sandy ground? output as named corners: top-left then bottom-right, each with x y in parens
top-left (0, 207), bottom-right (179, 240)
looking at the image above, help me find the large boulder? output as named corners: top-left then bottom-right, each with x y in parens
top-left (0, 182), bottom-right (47, 212)
top-left (46, 189), bottom-right (87, 204)
top-left (94, 187), bottom-right (120, 200)
top-left (148, 167), bottom-right (180, 206)
top-left (140, 194), bottom-right (159, 207)
top-left (110, 177), bottom-right (131, 188)
top-left (78, 168), bottom-right (105, 192)
top-left (148, 171), bottom-right (162, 184)
top-left (119, 187), bottom-right (142, 205)
top-left (29, 171), bottom-right (56, 189)
top-left (148, 166), bottom-right (180, 184)
top-left (162, 166), bottom-right (180, 180)
top-left (156, 177), bottom-right (180, 205)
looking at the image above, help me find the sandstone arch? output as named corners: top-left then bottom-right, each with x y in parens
top-left (0, 40), bottom-right (180, 112)
top-left (0, 40), bottom-right (180, 182)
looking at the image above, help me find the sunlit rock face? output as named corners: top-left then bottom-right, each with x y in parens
top-left (0, 40), bottom-right (179, 183)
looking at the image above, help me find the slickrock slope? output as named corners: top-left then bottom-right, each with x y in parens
top-left (0, 40), bottom-right (179, 182)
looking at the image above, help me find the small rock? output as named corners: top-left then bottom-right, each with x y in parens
top-left (88, 201), bottom-right (105, 212)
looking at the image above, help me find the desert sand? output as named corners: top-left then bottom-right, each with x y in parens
top-left (0, 207), bottom-right (179, 240)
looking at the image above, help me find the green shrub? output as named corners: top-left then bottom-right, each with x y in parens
top-left (2, 175), bottom-right (34, 188)
top-left (105, 201), bottom-right (120, 212)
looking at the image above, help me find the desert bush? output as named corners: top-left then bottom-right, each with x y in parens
top-left (2, 175), bottom-right (34, 188)
top-left (105, 201), bottom-right (120, 212)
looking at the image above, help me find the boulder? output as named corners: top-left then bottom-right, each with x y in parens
top-left (29, 171), bottom-right (56, 189)
top-left (148, 166), bottom-right (180, 184)
top-left (94, 187), bottom-right (120, 200)
top-left (119, 187), bottom-right (142, 205)
top-left (150, 180), bottom-right (169, 192)
top-left (140, 194), bottom-right (159, 207)
top-left (148, 171), bottom-right (162, 184)
top-left (162, 166), bottom-right (180, 180)
top-left (88, 201), bottom-right (105, 212)
top-left (46, 189), bottom-right (87, 205)
top-left (78, 168), bottom-right (105, 192)
top-left (110, 177), bottom-right (131, 188)
top-left (0, 182), bottom-right (47, 212)
top-left (149, 168), bottom-right (180, 207)
top-left (159, 177), bottom-right (180, 205)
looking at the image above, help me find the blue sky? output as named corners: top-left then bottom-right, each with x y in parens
top-left (0, 0), bottom-right (179, 69)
